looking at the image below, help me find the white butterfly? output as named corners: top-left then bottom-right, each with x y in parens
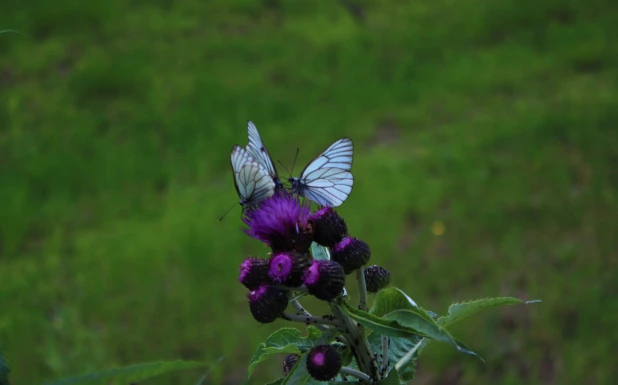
top-left (230, 145), bottom-right (275, 207)
top-left (288, 138), bottom-right (354, 207)
top-left (246, 121), bottom-right (284, 191)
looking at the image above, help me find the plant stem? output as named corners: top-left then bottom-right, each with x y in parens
top-left (340, 366), bottom-right (372, 382)
top-left (281, 312), bottom-right (342, 327)
top-left (290, 298), bottom-right (329, 331)
top-left (331, 303), bottom-right (378, 383)
top-left (357, 267), bottom-right (368, 311)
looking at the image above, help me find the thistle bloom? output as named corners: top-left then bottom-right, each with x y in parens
top-left (248, 285), bottom-right (289, 324)
top-left (364, 265), bottom-right (391, 293)
top-left (243, 193), bottom-right (313, 253)
top-left (268, 252), bottom-right (310, 287)
top-left (306, 344), bottom-right (342, 381)
top-left (309, 207), bottom-right (348, 247)
top-left (238, 257), bottom-right (270, 290)
top-left (303, 260), bottom-right (346, 301)
top-left (330, 236), bottom-right (371, 274)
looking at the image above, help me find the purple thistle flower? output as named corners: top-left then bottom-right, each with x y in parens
top-left (364, 265), bottom-right (391, 293)
top-left (309, 207), bottom-right (348, 247)
top-left (243, 192), bottom-right (313, 253)
top-left (306, 345), bottom-right (342, 381)
top-left (248, 285), bottom-right (289, 324)
top-left (268, 252), bottom-right (310, 287)
top-left (303, 260), bottom-right (345, 301)
top-left (238, 257), bottom-right (270, 290)
top-left (330, 236), bottom-right (371, 274)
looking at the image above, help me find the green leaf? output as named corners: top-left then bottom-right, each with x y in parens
top-left (437, 297), bottom-right (542, 327)
top-left (342, 302), bottom-right (481, 360)
top-left (370, 287), bottom-right (420, 317)
top-left (383, 310), bottom-right (480, 358)
top-left (244, 327), bottom-right (338, 384)
top-left (368, 334), bottom-right (422, 383)
top-left (377, 367), bottom-right (400, 384)
top-left (0, 349), bottom-right (10, 385)
top-left (265, 379), bottom-right (285, 385)
top-left (44, 360), bottom-right (211, 385)
top-left (244, 328), bottom-right (304, 384)
top-left (341, 302), bottom-right (427, 339)
top-left (311, 242), bottom-right (330, 261)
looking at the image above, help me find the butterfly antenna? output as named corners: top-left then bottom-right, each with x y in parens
top-left (277, 159), bottom-right (291, 176)
top-left (218, 202), bottom-right (238, 222)
top-left (290, 148), bottom-right (300, 176)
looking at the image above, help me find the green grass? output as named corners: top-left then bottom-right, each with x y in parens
top-left (1, 0), bottom-right (617, 383)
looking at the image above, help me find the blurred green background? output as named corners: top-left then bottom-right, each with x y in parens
top-left (1, 0), bottom-right (617, 384)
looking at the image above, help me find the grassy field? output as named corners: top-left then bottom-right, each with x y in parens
top-left (1, 0), bottom-right (617, 384)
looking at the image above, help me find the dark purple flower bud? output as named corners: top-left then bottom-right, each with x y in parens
top-left (306, 344), bottom-right (342, 381)
top-left (248, 285), bottom-right (289, 324)
top-left (303, 260), bottom-right (345, 301)
top-left (282, 353), bottom-right (300, 376)
top-left (243, 193), bottom-right (313, 253)
top-left (330, 236), bottom-right (371, 274)
top-left (238, 257), bottom-right (269, 290)
top-left (268, 252), bottom-right (311, 287)
top-left (364, 265), bottom-right (391, 293)
top-left (309, 207), bottom-right (348, 247)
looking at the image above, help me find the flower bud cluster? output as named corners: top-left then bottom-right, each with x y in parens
top-left (310, 207), bottom-right (371, 274)
top-left (239, 194), bottom-right (351, 323)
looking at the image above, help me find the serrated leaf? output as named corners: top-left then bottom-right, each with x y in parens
top-left (383, 310), bottom-right (480, 358)
top-left (341, 302), bottom-right (427, 339)
top-left (370, 287), bottom-right (422, 317)
top-left (243, 328), bottom-right (304, 384)
top-left (437, 297), bottom-right (542, 327)
top-left (243, 327), bottom-right (339, 384)
top-left (0, 349), bottom-right (10, 385)
top-left (311, 242), bottom-right (330, 261)
top-left (368, 333), bottom-right (422, 383)
top-left (44, 360), bottom-right (210, 385)
top-left (342, 303), bottom-right (481, 360)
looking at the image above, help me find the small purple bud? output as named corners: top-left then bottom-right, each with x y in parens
top-left (306, 345), bottom-right (342, 381)
top-left (330, 236), bottom-right (371, 274)
top-left (282, 353), bottom-right (300, 376)
top-left (309, 207), bottom-right (348, 247)
top-left (303, 260), bottom-right (345, 301)
top-left (238, 257), bottom-right (269, 290)
top-left (364, 265), bottom-right (391, 293)
top-left (269, 252), bottom-right (311, 287)
top-left (248, 285), bottom-right (289, 324)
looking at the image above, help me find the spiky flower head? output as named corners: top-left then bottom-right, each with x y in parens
top-left (248, 285), bottom-right (289, 324)
top-left (243, 193), bottom-right (313, 253)
top-left (306, 344), bottom-right (342, 381)
top-left (330, 236), bottom-right (371, 274)
top-left (303, 260), bottom-right (345, 301)
top-left (364, 265), bottom-right (391, 293)
top-left (282, 353), bottom-right (301, 376)
top-left (309, 207), bottom-right (348, 247)
top-left (238, 257), bottom-right (270, 290)
top-left (268, 252), bottom-right (311, 287)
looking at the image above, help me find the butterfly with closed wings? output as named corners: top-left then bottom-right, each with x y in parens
top-left (230, 145), bottom-right (276, 208)
top-left (246, 121), bottom-right (284, 191)
top-left (288, 138), bottom-right (354, 207)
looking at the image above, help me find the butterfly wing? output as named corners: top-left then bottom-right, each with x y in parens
top-left (246, 121), bottom-right (281, 187)
top-left (295, 138), bottom-right (354, 207)
top-left (298, 168), bottom-right (353, 207)
top-left (230, 146), bottom-right (275, 206)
